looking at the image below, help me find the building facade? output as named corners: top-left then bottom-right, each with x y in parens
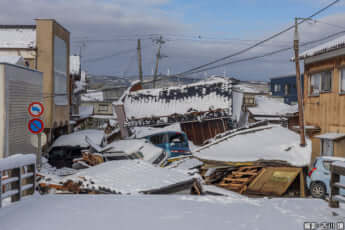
top-left (270, 74), bottom-right (304, 105)
top-left (0, 20), bottom-right (71, 142)
top-left (300, 34), bottom-right (345, 163)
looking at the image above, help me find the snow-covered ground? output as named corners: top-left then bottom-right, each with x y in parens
top-left (0, 195), bottom-right (344, 230)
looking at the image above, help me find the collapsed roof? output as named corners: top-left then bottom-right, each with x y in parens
top-left (194, 125), bottom-right (311, 167)
top-left (122, 77), bottom-right (233, 121)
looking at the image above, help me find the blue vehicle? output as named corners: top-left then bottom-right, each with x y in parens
top-left (144, 131), bottom-right (192, 159)
top-left (307, 156), bottom-right (345, 199)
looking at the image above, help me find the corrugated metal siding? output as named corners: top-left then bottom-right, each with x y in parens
top-left (4, 64), bottom-right (42, 156)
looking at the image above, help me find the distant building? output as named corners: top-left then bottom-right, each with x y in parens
top-left (115, 77), bottom-right (234, 145)
top-left (270, 75), bottom-right (304, 105)
top-left (299, 33), bottom-right (345, 163)
top-left (0, 20), bottom-right (71, 142)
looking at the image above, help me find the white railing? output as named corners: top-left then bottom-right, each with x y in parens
top-left (0, 154), bottom-right (36, 208)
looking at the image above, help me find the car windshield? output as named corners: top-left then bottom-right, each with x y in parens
top-left (169, 133), bottom-right (187, 147)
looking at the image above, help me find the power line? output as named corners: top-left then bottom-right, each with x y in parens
top-left (83, 48), bottom-right (137, 63)
top-left (176, 0), bottom-right (340, 76)
top-left (184, 29), bottom-right (345, 75)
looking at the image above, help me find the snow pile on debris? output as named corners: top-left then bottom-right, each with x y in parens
top-left (248, 96), bottom-right (298, 116)
top-left (233, 81), bottom-right (269, 94)
top-left (131, 123), bottom-right (182, 138)
top-left (40, 157), bottom-right (77, 177)
top-left (123, 77), bottom-right (232, 119)
top-left (0, 27), bottom-right (36, 48)
top-left (0, 154), bottom-right (35, 171)
top-left (195, 125), bottom-right (311, 166)
top-left (165, 157), bottom-right (203, 175)
top-left (63, 160), bottom-right (194, 194)
top-left (81, 91), bottom-right (103, 102)
top-left (51, 130), bottom-right (104, 148)
top-left (300, 33), bottom-right (345, 59)
top-left (78, 105), bottom-right (93, 119)
top-left (1, 195), bottom-right (344, 230)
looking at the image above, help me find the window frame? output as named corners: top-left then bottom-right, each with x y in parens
top-left (309, 70), bottom-right (333, 96)
top-left (339, 67), bottom-right (345, 95)
top-left (98, 104), bottom-right (109, 112)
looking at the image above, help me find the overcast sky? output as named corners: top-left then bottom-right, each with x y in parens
top-left (1, 0), bottom-right (345, 81)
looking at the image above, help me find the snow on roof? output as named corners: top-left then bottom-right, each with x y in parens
top-left (333, 160), bottom-right (345, 169)
top-left (248, 96), bottom-right (298, 116)
top-left (234, 82), bottom-right (269, 94)
top-left (64, 160), bottom-right (193, 194)
top-left (123, 77), bottom-right (232, 120)
top-left (1, 195), bottom-right (344, 230)
top-left (0, 154), bottom-right (36, 171)
top-left (132, 123), bottom-right (182, 138)
top-left (0, 56), bottom-right (25, 65)
top-left (81, 91), bottom-right (103, 102)
top-left (79, 105), bottom-right (93, 119)
top-left (70, 55), bottom-right (80, 75)
top-left (103, 139), bottom-right (163, 162)
top-left (315, 132), bottom-right (345, 140)
top-left (0, 27), bottom-right (36, 48)
top-left (195, 125), bottom-right (311, 166)
top-left (51, 129), bottom-right (104, 148)
top-left (299, 34), bottom-right (345, 59)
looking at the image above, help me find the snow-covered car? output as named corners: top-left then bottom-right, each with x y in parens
top-left (307, 156), bottom-right (345, 198)
top-left (48, 130), bottom-right (105, 168)
top-left (87, 138), bottom-right (168, 166)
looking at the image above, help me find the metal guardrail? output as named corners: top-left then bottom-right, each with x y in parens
top-left (0, 155), bottom-right (36, 208)
top-left (329, 162), bottom-right (345, 208)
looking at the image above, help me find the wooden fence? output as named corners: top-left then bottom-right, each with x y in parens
top-left (329, 161), bottom-right (345, 208)
top-left (0, 154), bottom-right (36, 208)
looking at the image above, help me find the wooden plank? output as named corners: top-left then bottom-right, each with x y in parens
top-left (299, 169), bottom-right (306, 198)
top-left (223, 178), bottom-right (249, 183)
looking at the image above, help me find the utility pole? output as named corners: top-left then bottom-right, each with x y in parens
top-left (153, 36), bottom-right (165, 88)
top-left (294, 17), bottom-right (306, 147)
top-left (137, 39), bottom-right (143, 83)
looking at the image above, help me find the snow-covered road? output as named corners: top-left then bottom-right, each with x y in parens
top-left (0, 195), bottom-right (344, 230)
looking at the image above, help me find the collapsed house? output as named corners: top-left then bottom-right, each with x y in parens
top-left (194, 125), bottom-right (311, 197)
top-left (115, 77), bottom-right (235, 145)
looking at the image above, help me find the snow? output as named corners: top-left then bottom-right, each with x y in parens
top-left (81, 91), bottom-right (103, 102)
top-left (0, 154), bottom-right (36, 171)
top-left (123, 77), bottom-right (232, 119)
top-left (165, 157), bottom-right (203, 174)
top-left (315, 133), bottom-right (345, 141)
top-left (70, 55), bottom-right (80, 75)
top-left (103, 139), bottom-right (164, 163)
top-left (50, 130), bottom-right (105, 148)
top-left (63, 160), bottom-right (193, 194)
top-left (195, 125), bottom-right (312, 166)
top-left (0, 27), bottom-right (36, 48)
top-left (234, 82), bottom-right (269, 94)
top-left (132, 123), bottom-right (182, 138)
top-left (0, 56), bottom-right (25, 66)
top-left (78, 105), bottom-right (93, 119)
top-left (333, 160), bottom-right (345, 169)
top-left (40, 157), bottom-right (77, 177)
top-left (300, 34), bottom-right (345, 59)
top-left (248, 96), bottom-right (298, 116)
top-left (0, 195), bottom-right (344, 230)
top-left (232, 91), bottom-right (244, 123)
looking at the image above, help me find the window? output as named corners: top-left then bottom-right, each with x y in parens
top-left (54, 36), bottom-right (68, 105)
top-left (340, 68), bottom-right (345, 93)
top-left (310, 71), bottom-right (332, 96)
top-left (321, 139), bottom-right (333, 156)
top-left (322, 161), bottom-right (332, 171)
top-left (150, 134), bottom-right (165, 145)
top-left (98, 104), bottom-right (109, 112)
top-left (274, 84), bottom-right (281, 93)
top-left (284, 84), bottom-right (290, 96)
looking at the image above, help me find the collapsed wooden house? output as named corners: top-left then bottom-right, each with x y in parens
top-left (115, 77), bottom-right (234, 145)
top-left (194, 125), bottom-right (311, 197)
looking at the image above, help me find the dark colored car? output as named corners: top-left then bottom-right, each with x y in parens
top-left (48, 146), bottom-right (86, 168)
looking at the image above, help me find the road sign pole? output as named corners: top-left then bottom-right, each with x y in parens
top-left (37, 133), bottom-right (42, 171)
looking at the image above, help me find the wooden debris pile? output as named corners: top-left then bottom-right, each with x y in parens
top-left (200, 162), bottom-right (306, 197)
top-left (72, 152), bottom-right (104, 169)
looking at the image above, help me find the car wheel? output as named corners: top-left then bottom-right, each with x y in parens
top-left (310, 182), bottom-right (326, 199)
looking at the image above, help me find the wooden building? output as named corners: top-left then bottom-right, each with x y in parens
top-left (299, 34), bottom-right (345, 163)
top-left (0, 20), bottom-right (71, 142)
top-left (116, 77), bottom-right (234, 145)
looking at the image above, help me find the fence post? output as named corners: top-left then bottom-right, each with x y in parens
top-left (10, 167), bottom-right (22, 203)
top-left (329, 167), bottom-right (340, 208)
